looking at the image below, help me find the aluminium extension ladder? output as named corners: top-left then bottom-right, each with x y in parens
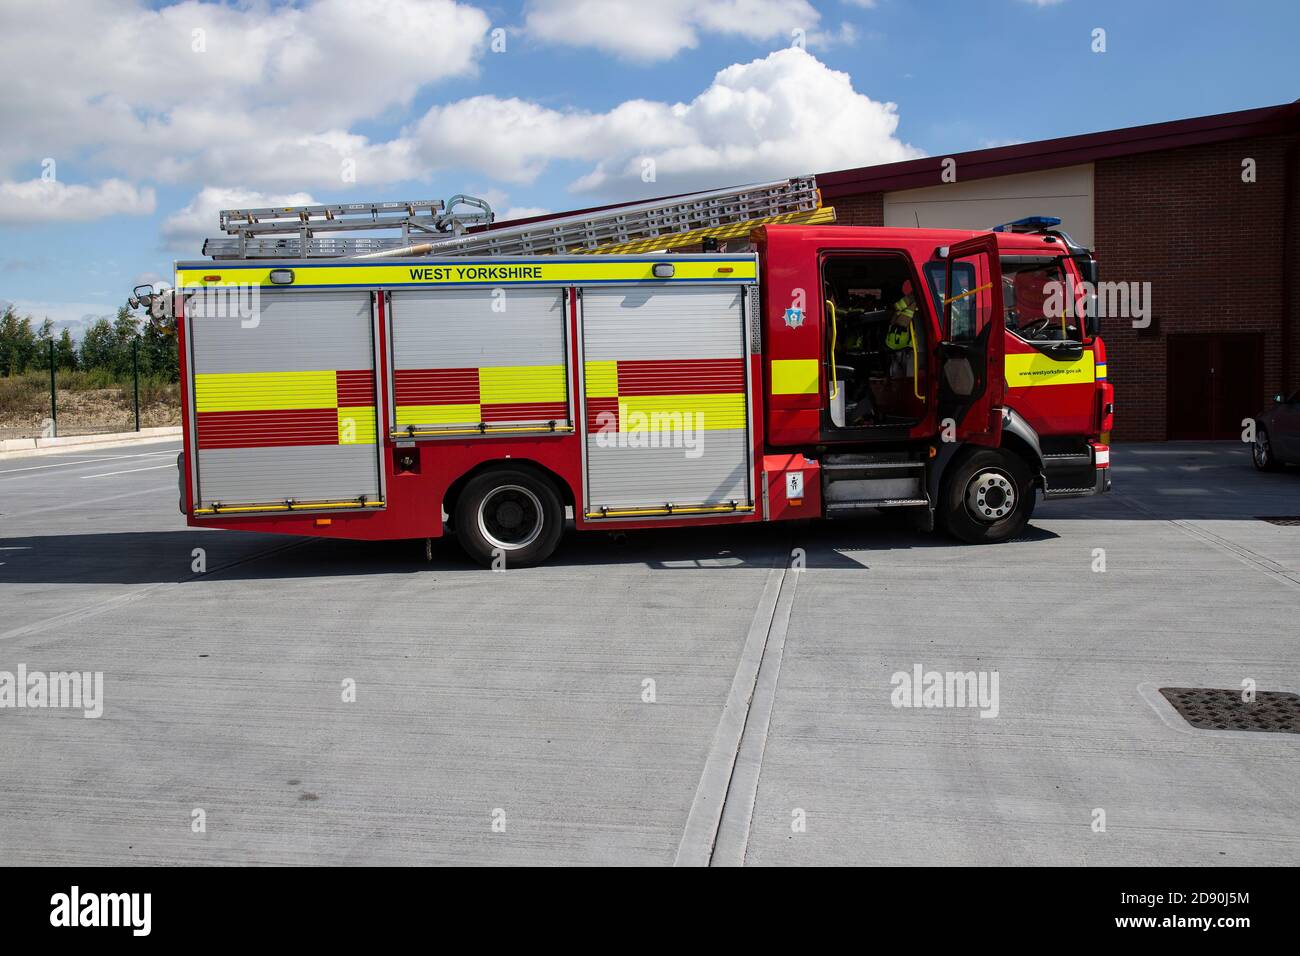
top-left (201, 176), bottom-right (835, 259)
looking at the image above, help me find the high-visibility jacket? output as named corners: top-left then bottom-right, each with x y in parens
top-left (886, 297), bottom-right (915, 351)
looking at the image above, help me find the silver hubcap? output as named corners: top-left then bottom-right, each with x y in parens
top-left (966, 470), bottom-right (1016, 522)
top-left (477, 484), bottom-right (544, 551)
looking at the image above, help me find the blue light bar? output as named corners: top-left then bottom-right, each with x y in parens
top-left (992, 215), bottom-right (1062, 234)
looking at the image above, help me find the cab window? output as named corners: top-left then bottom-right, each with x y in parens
top-left (999, 257), bottom-right (1082, 343)
top-left (923, 262), bottom-right (976, 341)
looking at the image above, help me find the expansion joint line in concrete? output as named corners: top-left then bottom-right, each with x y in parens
top-left (675, 537), bottom-right (801, 867)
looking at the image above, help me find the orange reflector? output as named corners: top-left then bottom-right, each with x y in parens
top-left (315, 518), bottom-right (332, 527)
top-left (203, 275), bottom-right (221, 281)
top-left (717, 267), bottom-right (734, 273)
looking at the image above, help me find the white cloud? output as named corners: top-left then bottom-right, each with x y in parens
top-left (472, 188), bottom-right (512, 214)
top-left (151, 126), bottom-right (418, 191)
top-left (132, 271), bottom-right (167, 291)
top-left (808, 21), bottom-right (859, 48)
top-left (1018, 0), bottom-right (1065, 6)
top-left (500, 206), bottom-right (551, 222)
top-left (523, 0), bottom-right (820, 61)
top-left (0, 178), bottom-right (155, 224)
top-left (160, 187), bottom-right (317, 253)
top-left (0, 4), bottom-right (919, 236)
top-left (466, 189), bottom-right (549, 224)
top-left (406, 49), bottom-right (920, 199)
top-left (5, 0), bottom-right (489, 128)
top-left (0, 0), bottom-right (490, 185)
top-left (603, 47), bottom-right (920, 194)
top-left (409, 95), bottom-right (682, 184)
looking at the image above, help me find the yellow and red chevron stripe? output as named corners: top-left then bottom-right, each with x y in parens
top-left (393, 364), bottom-right (568, 429)
top-left (585, 358), bottom-right (746, 432)
top-left (194, 369), bottom-right (376, 449)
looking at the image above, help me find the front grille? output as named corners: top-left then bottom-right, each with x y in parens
top-left (1257, 516), bottom-right (1300, 527)
top-left (1160, 687), bottom-right (1300, 734)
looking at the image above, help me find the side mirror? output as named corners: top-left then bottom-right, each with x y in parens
top-left (1076, 255), bottom-right (1098, 287)
top-left (1082, 293), bottom-right (1100, 339)
top-left (1073, 254), bottom-right (1099, 340)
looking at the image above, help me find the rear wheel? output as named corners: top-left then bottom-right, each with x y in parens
top-left (1253, 427), bottom-right (1280, 471)
top-left (940, 448), bottom-right (1035, 544)
top-left (454, 468), bottom-right (564, 567)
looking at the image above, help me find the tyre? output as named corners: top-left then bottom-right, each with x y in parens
top-left (940, 448), bottom-right (1036, 544)
top-left (453, 468), bottom-right (564, 567)
top-left (1252, 426), bottom-right (1281, 471)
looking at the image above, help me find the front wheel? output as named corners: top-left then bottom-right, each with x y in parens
top-left (1252, 427), bottom-right (1280, 471)
top-left (940, 449), bottom-right (1035, 544)
top-left (453, 468), bottom-right (564, 568)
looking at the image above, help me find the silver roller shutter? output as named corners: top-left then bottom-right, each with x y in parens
top-left (388, 287), bottom-right (570, 435)
top-left (580, 285), bottom-right (752, 516)
top-left (187, 289), bottom-right (381, 513)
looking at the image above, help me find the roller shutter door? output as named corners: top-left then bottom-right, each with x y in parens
top-left (581, 285), bottom-right (752, 516)
top-left (187, 290), bottom-right (381, 513)
top-left (388, 288), bottom-right (570, 436)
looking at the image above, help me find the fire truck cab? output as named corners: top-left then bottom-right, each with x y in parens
top-left (757, 220), bottom-right (1111, 544)
top-left (158, 189), bottom-right (1110, 567)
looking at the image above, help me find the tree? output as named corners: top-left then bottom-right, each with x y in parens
top-left (109, 307), bottom-right (141, 377)
top-left (1, 302), bottom-right (174, 380)
top-left (140, 320), bottom-right (178, 381)
top-left (0, 307), bottom-right (38, 376)
top-left (31, 319), bottom-right (54, 370)
top-left (55, 328), bottom-right (77, 371)
top-left (78, 317), bottom-right (117, 372)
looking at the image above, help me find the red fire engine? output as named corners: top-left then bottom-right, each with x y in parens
top-left (135, 178), bottom-right (1111, 566)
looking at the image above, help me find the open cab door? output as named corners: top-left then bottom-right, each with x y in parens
top-left (938, 235), bottom-right (1006, 447)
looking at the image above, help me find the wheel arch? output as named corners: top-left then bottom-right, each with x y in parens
top-left (930, 422), bottom-right (1042, 504)
top-left (443, 458), bottom-right (574, 530)
top-left (1000, 407), bottom-right (1045, 482)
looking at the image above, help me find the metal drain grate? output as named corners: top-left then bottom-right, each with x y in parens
top-left (1257, 516), bottom-right (1300, 526)
top-left (1160, 687), bottom-right (1300, 734)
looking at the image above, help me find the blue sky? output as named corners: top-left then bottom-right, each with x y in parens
top-left (0, 0), bottom-right (1295, 335)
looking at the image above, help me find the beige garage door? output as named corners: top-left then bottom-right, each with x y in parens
top-left (884, 163), bottom-right (1094, 248)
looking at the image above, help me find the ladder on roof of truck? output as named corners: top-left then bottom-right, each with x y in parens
top-left (209, 194), bottom-right (495, 258)
top-left (201, 176), bottom-right (835, 259)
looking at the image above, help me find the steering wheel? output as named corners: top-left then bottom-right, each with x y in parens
top-left (1016, 316), bottom-right (1054, 336)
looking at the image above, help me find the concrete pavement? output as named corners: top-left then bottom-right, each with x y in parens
top-left (0, 441), bottom-right (1296, 864)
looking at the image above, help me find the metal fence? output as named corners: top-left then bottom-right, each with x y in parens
top-left (0, 339), bottom-right (180, 441)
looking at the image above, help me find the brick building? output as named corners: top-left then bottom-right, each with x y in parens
top-left (499, 101), bottom-right (1299, 440)
top-left (816, 101), bottom-right (1300, 441)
